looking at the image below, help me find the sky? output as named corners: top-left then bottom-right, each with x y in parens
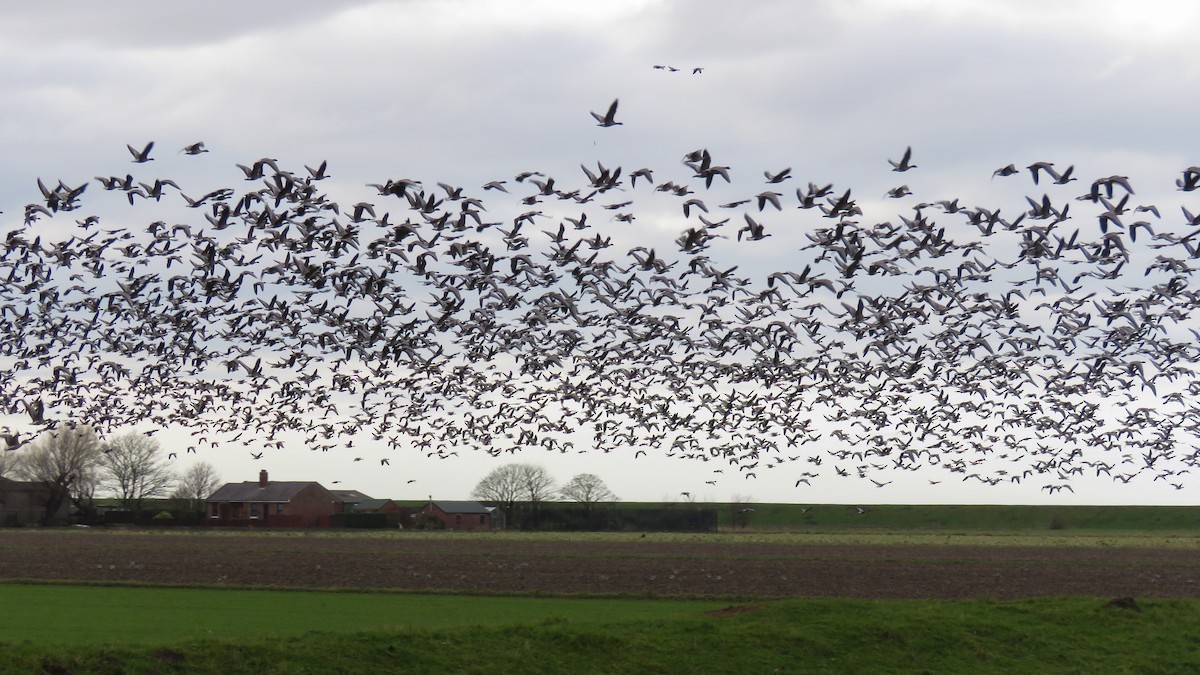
top-left (3, 0), bottom-right (1200, 505)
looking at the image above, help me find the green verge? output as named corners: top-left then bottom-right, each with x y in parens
top-left (0, 583), bottom-right (726, 645)
top-left (3, 585), bottom-right (1200, 673)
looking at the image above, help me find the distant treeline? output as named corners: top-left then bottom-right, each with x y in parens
top-left (433, 502), bottom-right (1200, 532)
top-left (73, 500), bottom-right (1200, 532)
top-left (513, 504), bottom-right (719, 533)
top-left (699, 503), bottom-right (1200, 531)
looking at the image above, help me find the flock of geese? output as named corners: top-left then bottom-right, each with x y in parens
top-left (3, 101), bottom-right (1200, 495)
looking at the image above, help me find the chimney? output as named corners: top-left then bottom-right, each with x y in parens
top-left (259, 470), bottom-right (268, 488)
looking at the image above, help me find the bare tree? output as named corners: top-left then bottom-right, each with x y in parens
top-left (515, 463), bottom-right (556, 527)
top-left (472, 463), bottom-right (555, 529)
top-left (12, 423), bottom-right (103, 524)
top-left (515, 463), bottom-right (556, 503)
top-left (471, 464), bottom-right (525, 522)
top-left (100, 432), bottom-right (175, 515)
top-left (559, 473), bottom-right (617, 510)
top-left (171, 461), bottom-right (222, 517)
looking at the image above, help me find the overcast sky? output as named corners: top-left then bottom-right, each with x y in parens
top-left (4, 0), bottom-right (1200, 506)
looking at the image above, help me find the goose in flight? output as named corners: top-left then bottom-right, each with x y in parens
top-left (764, 167), bottom-right (792, 183)
top-left (992, 163), bottom-right (1018, 179)
top-left (756, 191), bottom-right (783, 211)
top-left (127, 142), bottom-right (155, 163)
top-left (305, 161), bottom-right (329, 180)
top-left (0, 430), bottom-right (22, 451)
top-left (889, 146), bottom-right (916, 172)
top-left (591, 99), bottom-right (622, 127)
top-left (1051, 164), bottom-right (1077, 184)
top-left (738, 213), bottom-right (770, 240)
top-left (25, 398), bottom-right (44, 424)
top-left (629, 168), bottom-right (654, 188)
top-left (1027, 161), bottom-right (1056, 185)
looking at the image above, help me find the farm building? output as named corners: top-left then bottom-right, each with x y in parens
top-left (418, 500), bottom-right (502, 531)
top-left (351, 499), bottom-right (402, 514)
top-left (0, 477), bottom-right (69, 526)
top-left (206, 470), bottom-right (357, 528)
top-left (340, 499), bottom-right (408, 529)
top-left (331, 489), bottom-right (373, 510)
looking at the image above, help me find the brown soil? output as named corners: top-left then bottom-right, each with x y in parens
top-left (2, 530), bottom-right (1198, 599)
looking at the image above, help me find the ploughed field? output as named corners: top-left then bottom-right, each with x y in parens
top-left (2, 530), bottom-right (1198, 599)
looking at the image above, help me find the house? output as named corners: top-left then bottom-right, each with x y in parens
top-left (206, 470), bottom-right (347, 527)
top-left (0, 477), bottom-right (69, 526)
top-left (418, 500), bottom-right (500, 531)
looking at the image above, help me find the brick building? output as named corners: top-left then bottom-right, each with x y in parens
top-left (206, 470), bottom-right (350, 527)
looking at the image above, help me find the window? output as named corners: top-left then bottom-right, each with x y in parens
top-left (455, 515), bottom-right (462, 526)
top-left (480, 515), bottom-right (486, 524)
top-left (276, 503), bottom-right (285, 515)
top-left (210, 504), bottom-right (219, 518)
top-left (250, 503), bottom-right (259, 519)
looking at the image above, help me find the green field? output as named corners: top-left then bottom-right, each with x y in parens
top-left (0, 583), bottom-right (730, 646)
top-left (2, 583), bottom-right (1199, 674)
top-left (6, 507), bottom-right (1200, 673)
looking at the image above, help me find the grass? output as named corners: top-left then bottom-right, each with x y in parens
top-left (4, 513), bottom-right (1200, 672)
top-left (0, 583), bottom-right (727, 646)
top-left (2, 588), bottom-right (1200, 673)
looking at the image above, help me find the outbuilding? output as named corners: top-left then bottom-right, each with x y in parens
top-left (418, 500), bottom-right (500, 531)
top-left (0, 477), bottom-right (69, 526)
top-left (351, 499), bottom-right (402, 514)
